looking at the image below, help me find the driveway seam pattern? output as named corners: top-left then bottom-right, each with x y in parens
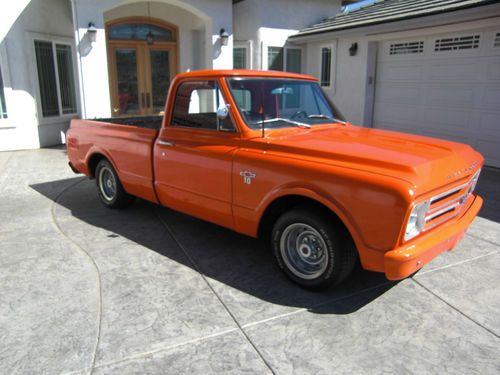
top-left (154, 210), bottom-right (277, 375)
top-left (466, 232), bottom-right (500, 247)
top-left (83, 327), bottom-right (240, 372)
top-left (0, 151), bottom-right (13, 177)
top-left (241, 281), bottom-right (394, 329)
top-left (52, 178), bottom-right (104, 375)
top-left (415, 248), bottom-right (500, 276)
top-left (411, 278), bottom-right (500, 340)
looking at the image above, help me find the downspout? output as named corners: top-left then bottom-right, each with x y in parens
top-left (70, 0), bottom-right (87, 119)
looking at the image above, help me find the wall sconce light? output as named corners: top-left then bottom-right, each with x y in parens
top-left (146, 31), bottom-right (154, 45)
top-left (349, 42), bottom-right (358, 56)
top-left (220, 28), bottom-right (229, 46)
top-left (87, 22), bottom-right (97, 43)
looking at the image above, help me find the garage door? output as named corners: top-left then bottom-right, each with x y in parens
top-left (373, 29), bottom-right (500, 168)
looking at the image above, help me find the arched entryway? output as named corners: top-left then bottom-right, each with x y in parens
top-left (106, 17), bottom-right (178, 116)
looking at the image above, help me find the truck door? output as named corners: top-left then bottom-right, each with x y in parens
top-left (153, 79), bottom-right (240, 229)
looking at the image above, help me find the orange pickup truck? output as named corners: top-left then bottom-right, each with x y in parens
top-left (67, 69), bottom-right (483, 288)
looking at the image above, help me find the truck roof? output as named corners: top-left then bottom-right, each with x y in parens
top-left (175, 69), bottom-right (318, 81)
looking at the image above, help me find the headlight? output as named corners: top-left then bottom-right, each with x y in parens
top-left (467, 169), bottom-right (481, 195)
top-left (404, 200), bottom-right (430, 241)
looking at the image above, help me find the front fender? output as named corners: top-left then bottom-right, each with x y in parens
top-left (255, 184), bottom-right (365, 251)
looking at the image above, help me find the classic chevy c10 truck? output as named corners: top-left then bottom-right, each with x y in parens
top-left (67, 69), bottom-right (483, 288)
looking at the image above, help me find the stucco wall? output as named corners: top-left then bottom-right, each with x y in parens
top-left (72, 0), bottom-right (233, 119)
top-left (233, 0), bottom-right (341, 70)
top-left (0, 0), bottom-right (76, 150)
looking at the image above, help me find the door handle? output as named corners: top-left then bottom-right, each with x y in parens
top-left (146, 92), bottom-right (151, 108)
top-left (158, 139), bottom-right (175, 147)
top-left (141, 93), bottom-right (146, 108)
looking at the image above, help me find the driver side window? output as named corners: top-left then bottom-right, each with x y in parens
top-left (172, 80), bottom-right (235, 131)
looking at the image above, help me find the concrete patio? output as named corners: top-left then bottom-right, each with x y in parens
top-left (0, 147), bottom-right (499, 374)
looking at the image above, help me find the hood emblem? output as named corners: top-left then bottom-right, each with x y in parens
top-left (446, 161), bottom-right (479, 180)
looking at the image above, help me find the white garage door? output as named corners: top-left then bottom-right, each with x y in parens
top-left (374, 29), bottom-right (500, 168)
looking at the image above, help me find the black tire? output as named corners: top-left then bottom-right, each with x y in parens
top-left (271, 206), bottom-right (357, 289)
top-left (95, 159), bottom-right (135, 208)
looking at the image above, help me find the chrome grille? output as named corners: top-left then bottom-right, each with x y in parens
top-left (424, 170), bottom-right (480, 231)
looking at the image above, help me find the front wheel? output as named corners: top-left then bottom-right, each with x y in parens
top-left (271, 207), bottom-right (357, 289)
top-left (95, 159), bottom-right (135, 208)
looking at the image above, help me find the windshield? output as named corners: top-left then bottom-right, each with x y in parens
top-left (226, 78), bottom-right (345, 130)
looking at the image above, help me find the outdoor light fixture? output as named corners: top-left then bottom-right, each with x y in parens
top-left (146, 31), bottom-right (154, 45)
top-left (87, 22), bottom-right (97, 43)
top-left (220, 28), bottom-right (229, 46)
top-left (349, 42), bottom-right (358, 56)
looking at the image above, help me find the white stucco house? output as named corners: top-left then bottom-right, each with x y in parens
top-left (1, 0), bottom-right (499, 168)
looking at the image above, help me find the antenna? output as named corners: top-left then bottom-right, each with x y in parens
top-left (260, 82), bottom-right (265, 138)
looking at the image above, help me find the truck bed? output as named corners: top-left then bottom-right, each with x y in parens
top-left (93, 115), bottom-right (163, 130)
top-left (67, 116), bottom-right (161, 203)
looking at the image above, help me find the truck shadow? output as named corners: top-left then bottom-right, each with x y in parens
top-left (31, 177), bottom-right (397, 315)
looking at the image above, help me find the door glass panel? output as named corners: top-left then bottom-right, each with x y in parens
top-left (115, 48), bottom-right (139, 115)
top-left (150, 50), bottom-right (171, 113)
top-left (109, 24), bottom-right (174, 42)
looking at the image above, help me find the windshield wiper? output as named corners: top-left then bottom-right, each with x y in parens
top-left (307, 114), bottom-right (347, 124)
top-left (261, 118), bottom-right (311, 129)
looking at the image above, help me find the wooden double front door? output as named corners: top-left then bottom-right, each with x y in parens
top-left (109, 42), bottom-right (176, 116)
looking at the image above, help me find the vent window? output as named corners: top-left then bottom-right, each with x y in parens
top-left (389, 41), bottom-right (424, 55)
top-left (495, 33), bottom-right (500, 47)
top-left (434, 35), bottom-right (480, 52)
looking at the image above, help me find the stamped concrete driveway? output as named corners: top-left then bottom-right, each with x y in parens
top-left (1, 147), bottom-right (499, 374)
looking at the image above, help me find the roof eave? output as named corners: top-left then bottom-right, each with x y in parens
top-left (289, 0), bottom-right (500, 40)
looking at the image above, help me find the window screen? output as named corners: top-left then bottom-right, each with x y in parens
top-left (233, 47), bottom-right (247, 69)
top-left (56, 44), bottom-right (77, 114)
top-left (268, 47), bottom-right (284, 71)
top-left (0, 64), bottom-right (7, 119)
top-left (285, 49), bottom-right (301, 73)
top-left (34, 40), bottom-right (77, 117)
top-left (320, 47), bottom-right (332, 87)
top-left (35, 41), bottom-right (59, 117)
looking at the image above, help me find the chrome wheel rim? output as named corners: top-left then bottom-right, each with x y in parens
top-left (98, 167), bottom-right (117, 201)
top-left (280, 223), bottom-right (328, 280)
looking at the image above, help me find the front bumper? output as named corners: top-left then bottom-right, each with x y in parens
top-left (383, 195), bottom-right (483, 280)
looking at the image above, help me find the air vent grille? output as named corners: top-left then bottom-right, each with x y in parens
top-left (495, 33), bottom-right (500, 47)
top-left (434, 35), bottom-right (480, 52)
top-left (389, 41), bottom-right (424, 55)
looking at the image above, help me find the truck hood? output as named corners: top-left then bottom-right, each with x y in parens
top-left (264, 125), bottom-right (483, 195)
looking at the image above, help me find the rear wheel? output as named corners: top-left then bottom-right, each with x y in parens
top-left (271, 206), bottom-right (357, 289)
top-left (95, 159), bottom-right (135, 208)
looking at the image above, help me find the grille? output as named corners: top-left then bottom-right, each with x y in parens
top-left (424, 170), bottom-right (480, 232)
top-left (434, 35), bottom-right (480, 52)
top-left (389, 41), bottom-right (424, 55)
top-left (495, 33), bottom-right (500, 48)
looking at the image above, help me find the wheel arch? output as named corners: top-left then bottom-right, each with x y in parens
top-left (257, 191), bottom-right (362, 252)
top-left (85, 148), bottom-right (118, 179)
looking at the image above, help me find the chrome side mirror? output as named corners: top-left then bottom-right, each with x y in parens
top-left (216, 105), bottom-right (229, 120)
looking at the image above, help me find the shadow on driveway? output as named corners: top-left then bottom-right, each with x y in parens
top-left (30, 177), bottom-right (397, 316)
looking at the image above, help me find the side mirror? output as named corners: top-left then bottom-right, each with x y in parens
top-left (216, 105), bottom-right (229, 120)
